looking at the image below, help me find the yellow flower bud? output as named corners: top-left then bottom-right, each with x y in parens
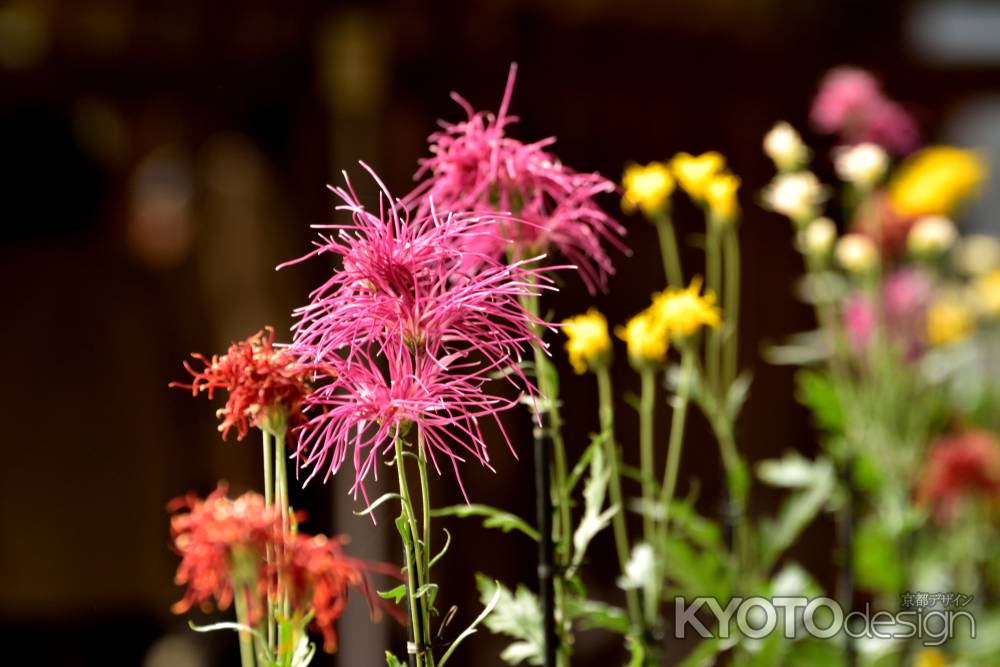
top-left (562, 309), bottom-right (612, 374)
top-left (914, 648), bottom-right (950, 667)
top-left (616, 310), bottom-right (669, 367)
top-left (954, 234), bottom-right (1000, 276)
top-left (705, 172), bottom-right (741, 223)
top-left (670, 151), bottom-right (725, 201)
top-left (797, 217), bottom-right (837, 257)
top-left (889, 146), bottom-right (986, 217)
top-left (927, 293), bottom-right (975, 346)
top-left (622, 162), bottom-right (674, 216)
top-left (974, 269), bottom-right (1000, 317)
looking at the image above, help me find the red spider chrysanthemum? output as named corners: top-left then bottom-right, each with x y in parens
top-left (168, 484), bottom-right (277, 619)
top-left (171, 327), bottom-right (314, 441)
top-left (918, 430), bottom-right (1000, 522)
top-left (409, 64), bottom-right (627, 293)
top-left (286, 534), bottom-right (402, 653)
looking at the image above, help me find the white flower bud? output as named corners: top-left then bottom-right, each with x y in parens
top-left (762, 171), bottom-right (826, 222)
top-left (835, 233), bottom-right (879, 274)
top-left (954, 234), bottom-right (1000, 276)
top-left (797, 217), bottom-right (837, 256)
top-left (907, 215), bottom-right (957, 256)
top-left (763, 122), bottom-right (810, 171)
top-left (834, 142), bottom-right (889, 188)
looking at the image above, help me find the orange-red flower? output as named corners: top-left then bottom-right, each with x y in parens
top-left (918, 430), bottom-right (1000, 522)
top-left (168, 484), bottom-right (277, 619)
top-left (171, 327), bottom-right (314, 441)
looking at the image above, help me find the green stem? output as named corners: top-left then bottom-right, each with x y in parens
top-left (273, 424), bottom-right (292, 652)
top-left (638, 368), bottom-right (657, 566)
top-left (706, 221), bottom-right (723, 396)
top-left (261, 429), bottom-right (275, 655)
top-left (653, 213), bottom-right (684, 288)
top-left (596, 366), bottom-right (643, 634)
top-left (395, 436), bottom-right (430, 667)
top-left (715, 418), bottom-right (750, 574)
top-left (722, 226), bottom-right (740, 389)
top-left (660, 351), bottom-right (694, 526)
top-left (233, 580), bottom-right (258, 667)
top-left (416, 432), bottom-right (436, 664)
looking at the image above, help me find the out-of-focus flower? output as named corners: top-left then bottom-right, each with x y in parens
top-left (171, 328), bottom-right (312, 441)
top-left (670, 151), bottom-right (725, 202)
top-left (974, 270), bottom-right (1000, 316)
top-left (283, 168), bottom-right (548, 378)
top-left (649, 277), bottom-right (722, 338)
top-left (617, 542), bottom-right (656, 591)
top-left (954, 234), bottom-right (1000, 276)
top-left (562, 309), bottom-right (611, 374)
top-left (835, 233), bottom-right (878, 274)
top-left (926, 292), bottom-right (975, 346)
top-left (616, 310), bottom-right (669, 367)
top-left (762, 171), bottom-right (826, 223)
top-left (834, 142), bottom-right (888, 188)
top-left (914, 648), bottom-right (950, 667)
top-left (409, 64), bottom-right (626, 294)
top-left (918, 430), bottom-right (1000, 522)
top-left (168, 485), bottom-right (277, 619)
top-left (810, 67), bottom-right (920, 155)
top-left (705, 172), bottom-right (741, 222)
top-left (888, 146), bottom-right (987, 218)
top-left (286, 534), bottom-right (395, 653)
top-left (622, 162), bottom-right (674, 216)
top-left (907, 215), bottom-right (957, 256)
top-left (797, 217), bottom-right (837, 257)
top-left (842, 269), bottom-right (932, 359)
top-left (763, 122), bottom-right (810, 172)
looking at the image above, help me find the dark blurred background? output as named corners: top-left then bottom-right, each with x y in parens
top-left (2, 1), bottom-right (999, 665)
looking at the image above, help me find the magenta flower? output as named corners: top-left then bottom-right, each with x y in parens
top-left (282, 165), bottom-right (554, 373)
top-left (284, 165), bottom-right (557, 502)
top-left (811, 67), bottom-right (920, 155)
top-left (842, 268), bottom-right (931, 360)
top-left (295, 338), bottom-right (519, 503)
top-left (408, 64), bottom-right (627, 293)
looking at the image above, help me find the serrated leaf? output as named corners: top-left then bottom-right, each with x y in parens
top-left (566, 597), bottom-right (629, 634)
top-left (385, 651), bottom-right (405, 667)
top-left (795, 369), bottom-right (844, 434)
top-left (431, 504), bottom-right (539, 541)
top-left (475, 575), bottom-right (543, 665)
top-left (571, 447), bottom-right (616, 572)
top-left (760, 456), bottom-right (836, 571)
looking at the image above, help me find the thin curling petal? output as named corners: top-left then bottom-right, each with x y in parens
top-left (408, 64), bottom-right (628, 294)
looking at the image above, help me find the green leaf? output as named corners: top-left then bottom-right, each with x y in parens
top-left (854, 517), bottom-right (905, 596)
top-left (677, 636), bottom-right (735, 667)
top-left (475, 575), bottom-right (543, 665)
top-left (566, 431), bottom-right (606, 496)
top-left (759, 456), bottom-right (836, 570)
top-left (757, 451), bottom-right (825, 488)
top-left (565, 597), bottom-right (629, 635)
top-left (428, 527), bottom-right (451, 570)
top-left (725, 372), bottom-right (753, 421)
top-left (378, 584), bottom-right (407, 605)
top-left (385, 651), bottom-right (405, 667)
top-left (795, 369), bottom-right (844, 434)
top-left (571, 446), bottom-right (616, 572)
top-left (431, 504), bottom-right (539, 541)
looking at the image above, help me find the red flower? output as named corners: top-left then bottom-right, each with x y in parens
top-left (168, 484), bottom-right (277, 619)
top-left (918, 430), bottom-right (1000, 522)
top-left (171, 327), bottom-right (314, 441)
top-left (286, 534), bottom-right (402, 652)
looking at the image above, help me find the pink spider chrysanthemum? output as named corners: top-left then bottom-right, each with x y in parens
top-left (408, 64), bottom-right (627, 293)
top-left (294, 338), bottom-right (520, 504)
top-left (282, 166), bottom-right (554, 374)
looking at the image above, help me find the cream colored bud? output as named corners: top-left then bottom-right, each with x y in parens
top-left (834, 143), bottom-right (889, 188)
top-left (835, 233), bottom-right (879, 273)
top-left (907, 215), bottom-right (957, 256)
top-left (762, 171), bottom-right (826, 223)
top-left (954, 234), bottom-right (1000, 276)
top-left (797, 217), bottom-right (837, 256)
top-left (763, 122), bottom-right (810, 171)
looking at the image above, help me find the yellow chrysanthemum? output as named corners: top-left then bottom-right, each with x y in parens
top-left (927, 294), bottom-right (975, 346)
top-left (650, 277), bottom-right (722, 338)
top-left (705, 172), bottom-right (741, 221)
top-left (562, 308), bottom-right (612, 374)
top-left (670, 151), bottom-right (725, 201)
top-left (615, 310), bottom-right (669, 366)
top-left (889, 146), bottom-right (987, 218)
top-left (622, 162), bottom-right (674, 215)
top-left (974, 269), bottom-right (1000, 317)
top-left (914, 648), bottom-right (949, 667)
